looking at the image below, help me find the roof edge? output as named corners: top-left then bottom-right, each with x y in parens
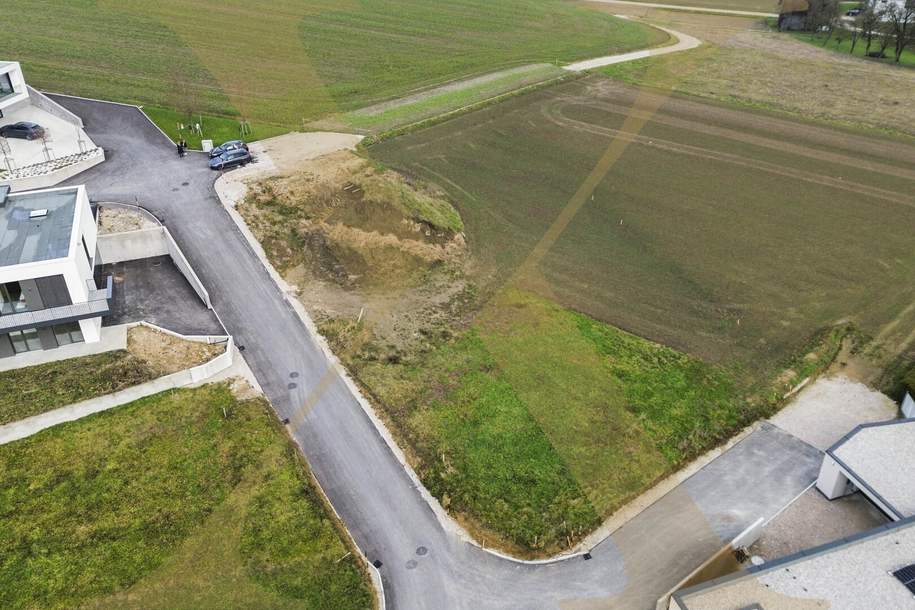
top-left (672, 515), bottom-right (915, 609)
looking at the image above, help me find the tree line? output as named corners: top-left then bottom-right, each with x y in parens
top-left (807, 0), bottom-right (914, 63)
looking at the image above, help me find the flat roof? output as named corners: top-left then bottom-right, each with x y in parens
top-left (674, 516), bottom-right (915, 610)
top-left (830, 419), bottom-right (915, 520)
top-left (0, 187), bottom-right (78, 266)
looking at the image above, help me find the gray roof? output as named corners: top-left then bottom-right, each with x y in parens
top-left (0, 188), bottom-right (77, 267)
top-left (829, 418), bottom-right (915, 520)
top-left (673, 516), bottom-right (915, 610)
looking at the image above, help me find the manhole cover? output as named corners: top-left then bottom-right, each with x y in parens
top-left (289, 371), bottom-right (299, 378)
top-left (171, 187), bottom-right (179, 192)
top-left (287, 382), bottom-right (297, 390)
top-left (416, 546), bottom-right (428, 556)
top-left (405, 560), bottom-right (418, 570)
top-left (181, 181), bottom-right (189, 186)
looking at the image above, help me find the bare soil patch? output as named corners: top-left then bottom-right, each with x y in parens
top-left (237, 150), bottom-right (473, 355)
top-left (98, 206), bottom-right (158, 234)
top-left (127, 325), bottom-right (223, 376)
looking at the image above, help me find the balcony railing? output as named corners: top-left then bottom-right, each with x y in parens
top-left (0, 275), bottom-right (112, 334)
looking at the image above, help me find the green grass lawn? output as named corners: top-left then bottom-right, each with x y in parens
top-left (0, 384), bottom-right (372, 610)
top-left (0, 351), bottom-right (156, 426)
top-left (6, 0), bottom-right (660, 128)
top-left (326, 289), bottom-right (842, 555)
top-left (342, 64), bottom-right (571, 134)
top-left (142, 106), bottom-right (289, 150)
top-left (788, 29), bottom-right (915, 68)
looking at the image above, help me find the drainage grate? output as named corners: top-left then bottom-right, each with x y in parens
top-left (373, 560), bottom-right (383, 569)
top-left (583, 553), bottom-right (592, 561)
top-left (281, 418), bottom-right (290, 425)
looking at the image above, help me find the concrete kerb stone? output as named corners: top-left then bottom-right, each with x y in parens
top-left (214, 137), bottom-right (782, 569)
top-left (213, 160), bottom-right (616, 567)
top-left (0, 327), bottom-right (235, 445)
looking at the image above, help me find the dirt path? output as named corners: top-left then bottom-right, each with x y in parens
top-left (565, 19), bottom-right (702, 70)
top-left (590, 4), bottom-right (915, 136)
top-left (589, 0), bottom-right (776, 17)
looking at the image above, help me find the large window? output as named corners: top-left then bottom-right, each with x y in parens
top-left (53, 322), bottom-right (84, 346)
top-left (0, 282), bottom-right (27, 315)
top-left (9, 328), bottom-right (41, 353)
top-left (0, 73), bottom-right (13, 99)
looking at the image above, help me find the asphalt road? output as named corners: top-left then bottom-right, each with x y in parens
top-left (56, 95), bottom-right (822, 609)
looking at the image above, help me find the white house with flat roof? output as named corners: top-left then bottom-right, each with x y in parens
top-left (816, 418), bottom-right (915, 522)
top-left (670, 516), bottom-right (915, 610)
top-left (0, 184), bottom-right (110, 357)
top-left (0, 60), bottom-right (104, 191)
top-left (0, 62), bottom-right (29, 114)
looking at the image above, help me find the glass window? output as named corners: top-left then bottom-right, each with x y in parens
top-left (0, 282), bottom-right (27, 315)
top-left (0, 73), bottom-right (13, 98)
top-left (53, 322), bottom-right (84, 346)
top-left (9, 328), bottom-right (42, 353)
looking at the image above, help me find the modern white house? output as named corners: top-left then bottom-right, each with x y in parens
top-left (0, 62), bottom-right (29, 115)
top-left (0, 183), bottom-right (110, 357)
top-left (816, 418), bottom-right (915, 522)
top-left (0, 60), bottom-right (104, 191)
top-left (669, 516), bottom-right (915, 609)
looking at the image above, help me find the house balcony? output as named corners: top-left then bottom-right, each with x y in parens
top-left (0, 276), bottom-right (112, 334)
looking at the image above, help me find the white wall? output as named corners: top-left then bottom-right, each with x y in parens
top-left (0, 61), bottom-right (29, 112)
top-left (816, 456), bottom-right (850, 500)
top-left (903, 393), bottom-right (914, 419)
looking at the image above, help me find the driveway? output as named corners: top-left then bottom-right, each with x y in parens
top-left (55, 95), bottom-right (822, 609)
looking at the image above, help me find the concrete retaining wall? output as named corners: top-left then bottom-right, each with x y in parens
top-left (96, 224), bottom-right (211, 309)
top-left (0, 331), bottom-right (234, 445)
top-left (27, 86), bottom-right (84, 127)
top-left (903, 392), bottom-right (914, 418)
top-left (163, 227), bottom-right (211, 308)
top-left (97, 227), bottom-right (169, 264)
top-left (3, 149), bottom-right (105, 192)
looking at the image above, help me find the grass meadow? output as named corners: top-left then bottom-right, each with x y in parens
top-left (359, 76), bottom-right (915, 551)
top-left (6, 0), bottom-right (658, 130)
top-left (0, 384), bottom-right (371, 610)
top-left (0, 351), bottom-right (156, 425)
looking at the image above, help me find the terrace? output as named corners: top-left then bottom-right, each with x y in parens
top-left (0, 61), bottom-right (104, 190)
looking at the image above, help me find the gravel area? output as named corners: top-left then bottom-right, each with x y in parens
top-left (768, 374), bottom-right (897, 450)
top-left (749, 487), bottom-right (888, 562)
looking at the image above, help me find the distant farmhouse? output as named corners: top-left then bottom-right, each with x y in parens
top-left (777, 0), bottom-right (810, 31)
top-left (778, 0), bottom-right (913, 31)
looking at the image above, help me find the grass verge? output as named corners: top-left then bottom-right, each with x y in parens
top-left (324, 289), bottom-right (846, 555)
top-left (0, 351), bottom-right (156, 426)
top-left (142, 106), bottom-right (288, 150)
top-left (0, 383), bottom-right (372, 610)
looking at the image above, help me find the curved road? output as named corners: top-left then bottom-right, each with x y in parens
top-left (55, 95), bottom-right (821, 609)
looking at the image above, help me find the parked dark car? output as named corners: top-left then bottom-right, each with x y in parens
top-left (209, 148), bottom-right (252, 170)
top-left (208, 139), bottom-right (248, 158)
top-left (0, 121), bottom-right (45, 140)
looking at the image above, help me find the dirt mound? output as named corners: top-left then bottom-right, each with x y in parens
top-left (237, 150), bottom-right (474, 354)
top-left (240, 150), bottom-right (465, 289)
